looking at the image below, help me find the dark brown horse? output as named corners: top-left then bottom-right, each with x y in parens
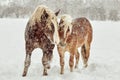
top-left (57, 15), bottom-right (93, 74)
top-left (22, 5), bottom-right (60, 76)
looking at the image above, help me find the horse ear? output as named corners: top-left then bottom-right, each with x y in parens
top-left (43, 10), bottom-right (49, 19)
top-left (55, 9), bottom-right (60, 16)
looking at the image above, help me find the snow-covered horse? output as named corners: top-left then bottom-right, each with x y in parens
top-left (22, 5), bottom-right (60, 76)
top-left (57, 15), bottom-right (93, 74)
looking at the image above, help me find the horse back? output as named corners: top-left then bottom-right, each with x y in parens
top-left (71, 17), bottom-right (93, 44)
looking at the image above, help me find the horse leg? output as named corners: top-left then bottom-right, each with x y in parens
top-left (22, 43), bottom-right (34, 77)
top-left (75, 50), bottom-right (80, 68)
top-left (81, 43), bottom-right (90, 68)
top-left (47, 44), bottom-right (55, 69)
top-left (57, 46), bottom-right (65, 74)
top-left (84, 43), bottom-right (90, 67)
top-left (69, 51), bottom-right (74, 72)
top-left (60, 52), bottom-right (64, 74)
top-left (44, 49), bottom-right (54, 70)
top-left (42, 50), bottom-right (49, 76)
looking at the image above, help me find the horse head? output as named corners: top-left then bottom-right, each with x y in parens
top-left (31, 5), bottom-right (60, 44)
top-left (58, 14), bottom-right (73, 46)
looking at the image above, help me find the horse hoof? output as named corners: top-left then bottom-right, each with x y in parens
top-left (47, 66), bottom-right (50, 69)
top-left (47, 65), bottom-right (51, 69)
top-left (22, 73), bottom-right (26, 77)
top-left (75, 66), bottom-right (78, 69)
top-left (43, 73), bottom-right (48, 76)
top-left (70, 69), bottom-right (73, 72)
top-left (60, 72), bottom-right (64, 75)
top-left (84, 64), bottom-right (88, 68)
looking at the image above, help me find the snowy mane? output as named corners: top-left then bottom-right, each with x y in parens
top-left (59, 14), bottom-right (73, 38)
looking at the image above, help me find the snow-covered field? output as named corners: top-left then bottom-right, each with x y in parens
top-left (0, 19), bottom-right (120, 80)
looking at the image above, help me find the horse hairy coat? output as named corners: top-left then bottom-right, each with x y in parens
top-left (22, 5), bottom-right (60, 76)
top-left (57, 15), bottom-right (93, 74)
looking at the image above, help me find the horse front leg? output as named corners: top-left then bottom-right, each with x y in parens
top-left (47, 44), bottom-right (55, 69)
top-left (42, 50), bottom-right (52, 75)
top-left (42, 50), bottom-right (53, 69)
top-left (42, 42), bottom-right (55, 76)
top-left (57, 46), bottom-right (65, 74)
top-left (22, 43), bottom-right (34, 77)
top-left (42, 52), bottom-right (49, 76)
top-left (60, 53), bottom-right (64, 74)
top-left (69, 53), bottom-right (74, 72)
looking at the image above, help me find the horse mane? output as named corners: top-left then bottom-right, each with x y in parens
top-left (60, 14), bottom-right (73, 38)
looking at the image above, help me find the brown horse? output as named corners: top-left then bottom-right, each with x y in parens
top-left (22, 5), bottom-right (60, 76)
top-left (57, 15), bottom-right (93, 74)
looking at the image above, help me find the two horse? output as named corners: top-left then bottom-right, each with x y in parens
top-left (22, 5), bottom-right (93, 76)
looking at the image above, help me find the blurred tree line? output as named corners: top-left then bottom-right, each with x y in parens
top-left (0, 0), bottom-right (120, 21)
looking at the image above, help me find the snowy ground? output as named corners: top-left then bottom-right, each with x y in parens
top-left (0, 19), bottom-right (120, 80)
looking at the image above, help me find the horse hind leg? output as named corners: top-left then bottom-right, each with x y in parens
top-left (22, 44), bottom-right (34, 77)
top-left (81, 43), bottom-right (90, 68)
top-left (22, 53), bottom-right (31, 77)
top-left (75, 50), bottom-right (80, 69)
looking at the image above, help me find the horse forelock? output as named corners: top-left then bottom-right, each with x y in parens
top-left (60, 14), bottom-right (73, 38)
